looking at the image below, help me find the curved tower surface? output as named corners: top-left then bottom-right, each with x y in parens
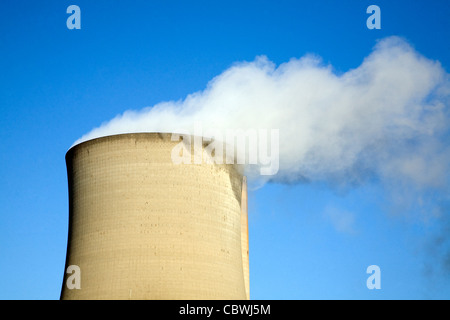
top-left (61, 133), bottom-right (248, 300)
top-left (241, 176), bottom-right (250, 300)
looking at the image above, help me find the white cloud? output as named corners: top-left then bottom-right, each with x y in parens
top-left (323, 206), bottom-right (358, 235)
top-left (74, 36), bottom-right (450, 198)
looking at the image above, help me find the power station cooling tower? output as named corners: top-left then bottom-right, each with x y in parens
top-left (61, 133), bottom-right (249, 300)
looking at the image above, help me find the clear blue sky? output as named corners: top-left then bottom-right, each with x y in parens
top-left (0, 0), bottom-right (449, 299)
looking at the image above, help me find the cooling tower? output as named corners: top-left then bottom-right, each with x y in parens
top-left (61, 133), bottom-right (249, 300)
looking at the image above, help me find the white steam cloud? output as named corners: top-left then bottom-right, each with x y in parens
top-left (74, 36), bottom-right (450, 198)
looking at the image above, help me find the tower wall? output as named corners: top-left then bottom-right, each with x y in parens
top-left (61, 133), bottom-right (247, 300)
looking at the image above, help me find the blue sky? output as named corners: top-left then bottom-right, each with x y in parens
top-left (1, 0), bottom-right (449, 299)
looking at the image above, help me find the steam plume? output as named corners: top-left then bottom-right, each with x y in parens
top-left (75, 36), bottom-right (450, 195)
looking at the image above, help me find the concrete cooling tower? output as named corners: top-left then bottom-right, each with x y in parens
top-left (61, 133), bottom-right (249, 300)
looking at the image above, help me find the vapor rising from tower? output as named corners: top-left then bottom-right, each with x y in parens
top-left (74, 37), bottom-right (450, 197)
top-left (63, 36), bottom-right (450, 298)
